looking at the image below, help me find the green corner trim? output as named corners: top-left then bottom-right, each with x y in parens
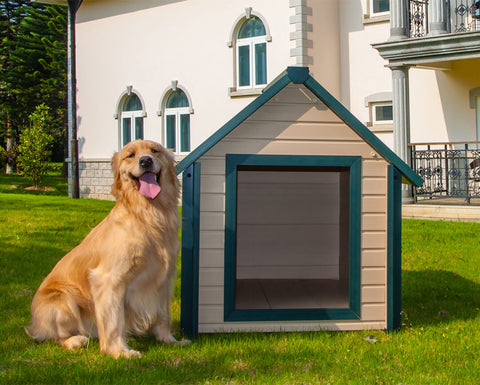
top-left (387, 165), bottom-right (402, 331)
top-left (180, 162), bottom-right (200, 338)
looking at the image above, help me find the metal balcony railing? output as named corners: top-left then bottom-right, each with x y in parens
top-left (409, 142), bottom-right (480, 204)
top-left (409, 0), bottom-right (480, 37)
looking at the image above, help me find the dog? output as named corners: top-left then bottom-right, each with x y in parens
top-left (26, 140), bottom-right (189, 358)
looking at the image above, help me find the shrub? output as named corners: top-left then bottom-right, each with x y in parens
top-left (17, 104), bottom-right (55, 187)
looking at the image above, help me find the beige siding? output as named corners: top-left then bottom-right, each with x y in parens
top-left (195, 83), bottom-right (391, 332)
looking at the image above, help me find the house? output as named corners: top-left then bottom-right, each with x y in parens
top-left (177, 66), bottom-right (422, 336)
top-left (42, 0), bottom-right (480, 202)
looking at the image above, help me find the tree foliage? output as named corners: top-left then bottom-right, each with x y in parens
top-left (0, 1), bottom-right (67, 168)
top-left (17, 104), bottom-right (54, 187)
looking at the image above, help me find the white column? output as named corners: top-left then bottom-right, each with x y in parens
top-left (389, 0), bottom-right (409, 40)
top-left (428, 0), bottom-right (448, 35)
top-left (391, 65), bottom-right (413, 200)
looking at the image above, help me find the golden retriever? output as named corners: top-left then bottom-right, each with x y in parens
top-left (26, 140), bottom-right (188, 358)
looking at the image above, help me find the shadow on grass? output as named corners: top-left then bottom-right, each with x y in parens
top-left (402, 269), bottom-right (480, 327)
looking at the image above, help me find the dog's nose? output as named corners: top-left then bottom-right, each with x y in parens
top-left (139, 156), bottom-right (153, 169)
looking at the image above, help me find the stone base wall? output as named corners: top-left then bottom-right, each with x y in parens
top-left (68, 158), bottom-right (182, 201)
top-left (78, 159), bottom-right (115, 201)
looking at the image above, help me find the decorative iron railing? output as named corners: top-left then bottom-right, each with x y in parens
top-left (409, 0), bottom-right (480, 37)
top-left (409, 142), bottom-right (480, 203)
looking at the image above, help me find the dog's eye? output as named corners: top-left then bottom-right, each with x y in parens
top-left (127, 153), bottom-right (135, 158)
top-left (151, 148), bottom-right (158, 153)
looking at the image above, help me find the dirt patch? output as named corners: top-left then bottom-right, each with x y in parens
top-left (10, 185), bottom-right (54, 192)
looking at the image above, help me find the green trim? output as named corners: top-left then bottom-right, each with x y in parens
top-left (224, 154), bottom-right (362, 322)
top-left (287, 66), bottom-right (309, 83)
top-left (176, 66), bottom-right (423, 187)
top-left (180, 162), bottom-right (200, 338)
top-left (387, 165), bottom-right (402, 331)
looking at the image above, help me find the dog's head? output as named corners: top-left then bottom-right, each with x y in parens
top-left (111, 140), bottom-right (179, 205)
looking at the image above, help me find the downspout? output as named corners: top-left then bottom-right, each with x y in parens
top-left (67, 0), bottom-right (82, 198)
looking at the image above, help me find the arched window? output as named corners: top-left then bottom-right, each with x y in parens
top-left (164, 89), bottom-right (190, 154)
top-left (121, 93), bottom-right (144, 146)
top-left (236, 15), bottom-right (267, 89)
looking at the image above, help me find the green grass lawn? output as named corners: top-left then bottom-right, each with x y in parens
top-left (0, 167), bottom-right (68, 196)
top-left (1, 177), bottom-right (480, 384)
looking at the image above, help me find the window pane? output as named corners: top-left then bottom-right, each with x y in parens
top-left (166, 115), bottom-right (176, 150)
top-left (122, 117), bottom-right (131, 146)
top-left (238, 45), bottom-right (250, 87)
top-left (372, 0), bottom-right (389, 13)
top-left (255, 42), bottom-right (267, 85)
top-left (375, 105), bottom-right (393, 122)
top-left (122, 94), bottom-right (142, 112)
top-left (166, 89), bottom-right (189, 108)
top-left (238, 16), bottom-right (266, 38)
top-left (134, 117), bottom-right (144, 140)
top-left (180, 114), bottom-right (190, 153)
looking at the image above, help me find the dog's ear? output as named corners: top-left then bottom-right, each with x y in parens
top-left (111, 151), bottom-right (122, 198)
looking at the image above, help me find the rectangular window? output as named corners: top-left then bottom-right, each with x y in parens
top-left (224, 154), bottom-right (361, 322)
top-left (166, 114), bottom-right (176, 150)
top-left (372, 102), bottom-right (393, 125)
top-left (255, 43), bottom-right (267, 86)
top-left (180, 114), bottom-right (190, 153)
top-left (135, 116), bottom-right (144, 140)
top-left (238, 45), bottom-right (250, 87)
top-left (122, 117), bottom-right (131, 146)
top-left (371, 0), bottom-right (389, 15)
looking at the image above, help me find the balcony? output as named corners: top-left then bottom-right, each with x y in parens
top-left (410, 0), bottom-right (480, 38)
top-left (373, 0), bottom-right (480, 68)
top-left (409, 142), bottom-right (480, 204)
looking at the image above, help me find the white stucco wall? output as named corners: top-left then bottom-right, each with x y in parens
top-left (76, 0), bottom-right (293, 160)
top-left (75, 0), bottom-right (480, 179)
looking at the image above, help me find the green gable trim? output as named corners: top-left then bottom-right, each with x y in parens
top-left (302, 76), bottom-right (423, 187)
top-left (176, 71), bottom-right (291, 174)
top-left (176, 66), bottom-right (422, 187)
top-left (224, 154), bottom-right (361, 322)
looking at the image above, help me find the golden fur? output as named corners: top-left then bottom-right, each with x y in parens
top-left (26, 140), bottom-right (188, 358)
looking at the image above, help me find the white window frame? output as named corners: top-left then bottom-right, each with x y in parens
top-left (372, 102), bottom-right (393, 125)
top-left (236, 35), bottom-right (267, 90)
top-left (164, 106), bottom-right (191, 155)
top-left (370, 0), bottom-right (390, 17)
top-left (121, 110), bottom-right (144, 147)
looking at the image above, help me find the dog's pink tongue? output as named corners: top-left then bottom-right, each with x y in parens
top-left (139, 173), bottom-right (161, 199)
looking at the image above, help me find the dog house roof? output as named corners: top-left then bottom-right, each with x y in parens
top-left (176, 66), bottom-right (423, 187)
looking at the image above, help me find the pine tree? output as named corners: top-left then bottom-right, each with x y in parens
top-left (0, 1), bottom-right (67, 172)
top-left (19, 4), bottom-right (67, 161)
top-left (0, 1), bottom-right (29, 172)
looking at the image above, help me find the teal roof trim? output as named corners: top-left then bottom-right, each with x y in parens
top-left (176, 70), bottom-right (291, 174)
top-left (302, 76), bottom-right (423, 187)
top-left (176, 66), bottom-right (423, 187)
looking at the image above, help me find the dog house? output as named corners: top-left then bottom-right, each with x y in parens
top-left (177, 67), bottom-right (423, 337)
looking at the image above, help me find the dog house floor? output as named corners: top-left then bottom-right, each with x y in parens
top-left (235, 279), bottom-right (349, 310)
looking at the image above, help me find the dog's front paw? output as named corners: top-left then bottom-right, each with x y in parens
top-left (111, 349), bottom-right (142, 359)
top-left (175, 339), bottom-right (191, 346)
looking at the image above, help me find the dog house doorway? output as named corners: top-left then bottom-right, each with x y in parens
top-left (224, 154), bottom-right (361, 321)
